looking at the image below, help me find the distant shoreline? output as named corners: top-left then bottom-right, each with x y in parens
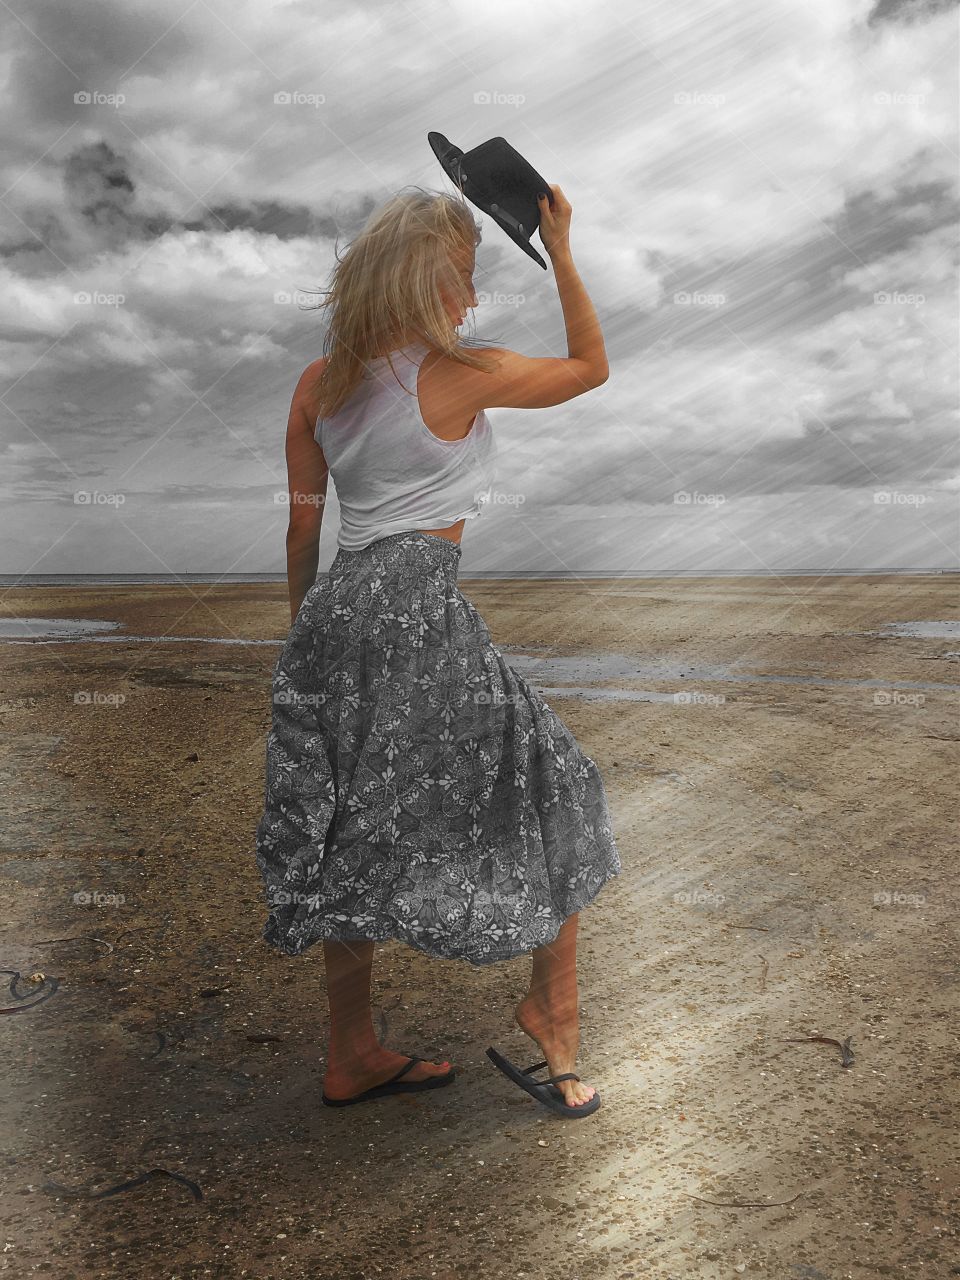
top-left (2, 568), bottom-right (957, 586)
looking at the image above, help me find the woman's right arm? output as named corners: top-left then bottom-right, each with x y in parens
top-left (466, 184), bottom-right (609, 410)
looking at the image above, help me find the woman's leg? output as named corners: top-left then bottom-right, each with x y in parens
top-left (514, 913), bottom-right (597, 1107)
top-left (323, 939), bottom-right (379, 1061)
top-left (321, 938), bottom-right (452, 1099)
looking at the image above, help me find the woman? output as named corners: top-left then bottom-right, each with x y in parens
top-left (254, 183), bottom-right (621, 1117)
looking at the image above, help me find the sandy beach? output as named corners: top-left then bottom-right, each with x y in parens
top-left (0, 573), bottom-right (957, 1279)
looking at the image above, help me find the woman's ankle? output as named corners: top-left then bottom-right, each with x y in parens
top-left (518, 988), bottom-right (579, 1019)
top-left (326, 1029), bottom-right (381, 1064)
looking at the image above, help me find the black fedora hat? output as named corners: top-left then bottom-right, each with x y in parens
top-left (427, 131), bottom-right (551, 270)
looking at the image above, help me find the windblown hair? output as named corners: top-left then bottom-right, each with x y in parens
top-left (301, 187), bottom-right (502, 422)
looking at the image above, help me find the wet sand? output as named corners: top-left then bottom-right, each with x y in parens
top-left (0, 574), bottom-right (957, 1279)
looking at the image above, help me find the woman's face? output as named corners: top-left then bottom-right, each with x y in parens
top-left (442, 244), bottom-right (478, 329)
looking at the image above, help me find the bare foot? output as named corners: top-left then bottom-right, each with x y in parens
top-left (322, 1047), bottom-right (451, 1102)
top-left (514, 995), bottom-right (597, 1108)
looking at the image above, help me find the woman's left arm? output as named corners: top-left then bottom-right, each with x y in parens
top-left (284, 358), bottom-right (329, 623)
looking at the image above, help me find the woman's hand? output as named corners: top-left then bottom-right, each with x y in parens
top-left (537, 184), bottom-right (572, 258)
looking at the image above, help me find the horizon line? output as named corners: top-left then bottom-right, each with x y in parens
top-left (2, 567), bottom-right (958, 585)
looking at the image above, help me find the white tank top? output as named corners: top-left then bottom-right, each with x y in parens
top-left (315, 340), bottom-right (499, 551)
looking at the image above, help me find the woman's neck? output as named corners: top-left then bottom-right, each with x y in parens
top-left (370, 331), bottom-right (424, 358)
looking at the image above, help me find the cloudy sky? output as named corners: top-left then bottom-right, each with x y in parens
top-left (0, 0), bottom-right (957, 576)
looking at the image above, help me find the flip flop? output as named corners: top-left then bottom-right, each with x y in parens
top-left (321, 1055), bottom-right (456, 1107)
top-left (485, 1046), bottom-right (601, 1118)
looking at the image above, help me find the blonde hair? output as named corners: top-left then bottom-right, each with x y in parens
top-left (301, 187), bottom-right (502, 421)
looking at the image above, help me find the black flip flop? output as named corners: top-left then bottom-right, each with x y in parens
top-left (486, 1046), bottom-right (601, 1118)
top-left (321, 1056), bottom-right (456, 1107)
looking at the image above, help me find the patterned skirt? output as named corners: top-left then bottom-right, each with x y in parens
top-left (253, 530), bottom-right (621, 966)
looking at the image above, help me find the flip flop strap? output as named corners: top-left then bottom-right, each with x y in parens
top-left (388, 1056), bottom-right (421, 1083)
top-left (522, 1060), bottom-right (581, 1086)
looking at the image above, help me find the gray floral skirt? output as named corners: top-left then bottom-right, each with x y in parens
top-left (253, 530), bottom-right (621, 965)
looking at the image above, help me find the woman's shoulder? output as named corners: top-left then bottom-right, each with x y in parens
top-left (290, 357), bottom-right (329, 432)
top-left (420, 343), bottom-right (503, 381)
top-left (293, 355), bottom-right (328, 393)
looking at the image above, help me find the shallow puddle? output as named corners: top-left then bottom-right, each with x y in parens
top-left (503, 651), bottom-right (960, 694)
top-left (872, 620), bottom-right (960, 639)
top-left (3, 621), bottom-right (959, 693)
top-left (0, 618), bottom-right (277, 645)
top-left (0, 617), bottom-right (121, 640)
